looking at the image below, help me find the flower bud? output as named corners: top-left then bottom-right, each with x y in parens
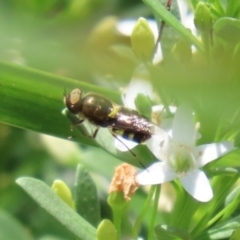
top-left (52, 180), bottom-right (74, 208)
top-left (96, 219), bottom-right (117, 240)
top-left (194, 2), bottom-right (213, 32)
top-left (131, 17), bottom-right (155, 62)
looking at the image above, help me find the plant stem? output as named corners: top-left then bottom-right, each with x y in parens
top-left (201, 31), bottom-right (212, 61)
top-left (133, 185), bottom-right (156, 238)
top-left (148, 185), bottom-right (161, 240)
top-left (112, 207), bottom-right (122, 240)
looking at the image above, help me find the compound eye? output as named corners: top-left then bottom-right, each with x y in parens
top-left (64, 88), bottom-right (82, 114)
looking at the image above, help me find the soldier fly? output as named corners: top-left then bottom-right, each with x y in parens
top-left (64, 88), bottom-right (154, 167)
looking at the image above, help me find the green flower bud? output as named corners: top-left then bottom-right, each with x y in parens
top-left (131, 17), bottom-right (155, 62)
top-left (194, 2), bottom-right (213, 32)
top-left (96, 219), bottom-right (117, 240)
top-left (52, 180), bottom-right (74, 208)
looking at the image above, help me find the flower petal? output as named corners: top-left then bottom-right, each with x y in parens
top-left (180, 169), bottom-right (213, 202)
top-left (114, 137), bottom-right (138, 152)
top-left (136, 162), bottom-right (177, 185)
top-left (122, 65), bottom-right (152, 109)
top-left (145, 125), bottom-right (168, 160)
top-left (197, 141), bottom-right (234, 167)
top-left (172, 104), bottom-right (195, 146)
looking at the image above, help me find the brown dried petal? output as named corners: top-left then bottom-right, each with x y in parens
top-left (109, 163), bottom-right (139, 201)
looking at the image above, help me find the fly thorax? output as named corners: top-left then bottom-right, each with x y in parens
top-left (167, 142), bottom-right (195, 175)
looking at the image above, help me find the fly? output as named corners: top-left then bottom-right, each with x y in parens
top-left (64, 88), bottom-right (154, 167)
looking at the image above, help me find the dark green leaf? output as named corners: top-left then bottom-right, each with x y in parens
top-left (74, 164), bottom-right (101, 227)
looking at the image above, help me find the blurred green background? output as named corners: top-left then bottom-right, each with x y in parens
top-left (2, 0), bottom-right (240, 239)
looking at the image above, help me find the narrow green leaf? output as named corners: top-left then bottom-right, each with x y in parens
top-left (198, 215), bottom-right (240, 240)
top-left (154, 224), bottom-right (191, 240)
top-left (16, 177), bottom-right (96, 240)
top-left (0, 60), bottom-right (121, 147)
top-left (221, 186), bottom-right (240, 222)
top-left (142, 0), bottom-right (204, 51)
top-left (74, 164), bottom-right (101, 227)
top-left (0, 209), bottom-right (32, 240)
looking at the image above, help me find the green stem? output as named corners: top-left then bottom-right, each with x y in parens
top-left (201, 31), bottom-right (211, 61)
top-left (206, 206), bottom-right (225, 228)
top-left (142, 0), bottom-right (204, 52)
top-left (148, 185), bottom-right (161, 240)
top-left (133, 185), bottom-right (156, 238)
top-left (112, 207), bottom-right (122, 240)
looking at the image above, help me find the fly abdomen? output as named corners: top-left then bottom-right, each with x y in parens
top-left (112, 128), bottom-right (151, 143)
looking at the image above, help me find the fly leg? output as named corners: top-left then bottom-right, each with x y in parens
top-left (71, 119), bottom-right (99, 139)
top-left (111, 133), bottom-right (146, 169)
top-left (92, 127), bottom-right (100, 138)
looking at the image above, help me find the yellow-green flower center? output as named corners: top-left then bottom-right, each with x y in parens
top-left (167, 143), bottom-right (195, 175)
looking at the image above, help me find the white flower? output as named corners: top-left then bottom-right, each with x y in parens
top-left (137, 104), bottom-right (234, 202)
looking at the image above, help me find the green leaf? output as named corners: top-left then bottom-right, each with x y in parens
top-left (0, 60), bottom-right (156, 167)
top-left (142, 0), bottom-right (204, 52)
top-left (213, 17), bottom-right (240, 45)
top-left (226, 1), bottom-right (240, 18)
top-left (209, 167), bottom-right (240, 176)
top-left (0, 209), bottom-right (32, 240)
top-left (74, 164), bottom-right (101, 227)
top-left (198, 215), bottom-right (240, 240)
top-left (221, 185), bottom-right (240, 222)
top-left (0, 60), bottom-right (121, 147)
top-left (38, 236), bottom-right (66, 240)
top-left (16, 177), bottom-right (96, 240)
top-left (154, 224), bottom-right (191, 240)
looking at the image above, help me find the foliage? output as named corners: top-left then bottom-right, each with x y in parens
top-left (1, 0), bottom-right (240, 239)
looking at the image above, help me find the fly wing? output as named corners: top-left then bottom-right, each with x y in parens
top-left (112, 107), bottom-right (168, 144)
top-left (114, 108), bottom-right (152, 134)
